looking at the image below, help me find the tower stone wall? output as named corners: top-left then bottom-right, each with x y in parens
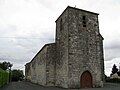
top-left (55, 8), bottom-right (69, 88)
top-left (55, 6), bottom-right (104, 88)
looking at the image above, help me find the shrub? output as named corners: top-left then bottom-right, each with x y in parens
top-left (11, 69), bottom-right (24, 81)
top-left (0, 68), bottom-right (9, 87)
top-left (106, 77), bottom-right (120, 83)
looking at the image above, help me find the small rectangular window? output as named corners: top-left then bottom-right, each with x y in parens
top-left (82, 15), bottom-right (86, 27)
top-left (82, 16), bottom-right (86, 20)
top-left (60, 19), bottom-right (62, 30)
top-left (83, 24), bottom-right (86, 27)
top-left (83, 21), bottom-right (86, 24)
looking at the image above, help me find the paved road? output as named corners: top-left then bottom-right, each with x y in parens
top-left (1, 81), bottom-right (120, 90)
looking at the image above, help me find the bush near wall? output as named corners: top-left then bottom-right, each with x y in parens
top-left (106, 77), bottom-right (120, 83)
top-left (0, 68), bottom-right (9, 87)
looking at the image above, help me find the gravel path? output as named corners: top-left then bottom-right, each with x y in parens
top-left (1, 81), bottom-right (120, 90)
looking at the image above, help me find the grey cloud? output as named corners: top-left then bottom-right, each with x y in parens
top-left (104, 39), bottom-right (120, 50)
top-left (0, 30), bottom-right (55, 68)
top-left (0, 25), bottom-right (17, 36)
top-left (104, 40), bottom-right (120, 61)
top-left (36, 0), bottom-right (58, 10)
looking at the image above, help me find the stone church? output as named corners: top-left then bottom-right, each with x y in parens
top-left (25, 6), bottom-right (104, 88)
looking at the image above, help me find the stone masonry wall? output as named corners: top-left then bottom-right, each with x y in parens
top-left (46, 43), bottom-right (56, 86)
top-left (30, 45), bottom-right (47, 85)
top-left (26, 43), bottom-right (56, 86)
top-left (55, 8), bottom-right (69, 88)
top-left (25, 62), bottom-right (31, 81)
top-left (67, 7), bottom-right (104, 88)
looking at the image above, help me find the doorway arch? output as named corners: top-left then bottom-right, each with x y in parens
top-left (80, 71), bottom-right (93, 88)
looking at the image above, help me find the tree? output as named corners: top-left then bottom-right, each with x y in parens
top-left (117, 72), bottom-right (120, 76)
top-left (0, 61), bottom-right (13, 70)
top-left (111, 64), bottom-right (118, 75)
top-left (11, 69), bottom-right (24, 81)
top-left (117, 64), bottom-right (120, 76)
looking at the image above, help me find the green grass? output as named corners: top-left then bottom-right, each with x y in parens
top-left (0, 68), bottom-right (9, 87)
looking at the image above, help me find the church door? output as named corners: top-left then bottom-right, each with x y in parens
top-left (80, 71), bottom-right (93, 88)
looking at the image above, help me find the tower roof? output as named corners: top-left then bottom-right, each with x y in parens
top-left (56, 6), bottom-right (99, 22)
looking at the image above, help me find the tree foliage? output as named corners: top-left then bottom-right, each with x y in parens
top-left (11, 69), bottom-right (24, 81)
top-left (0, 61), bottom-right (13, 70)
top-left (111, 64), bottom-right (118, 75)
top-left (118, 72), bottom-right (120, 76)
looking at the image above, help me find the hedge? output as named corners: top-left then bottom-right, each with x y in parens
top-left (106, 77), bottom-right (120, 83)
top-left (0, 68), bottom-right (9, 87)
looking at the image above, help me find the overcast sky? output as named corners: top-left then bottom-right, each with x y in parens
top-left (0, 0), bottom-right (120, 76)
